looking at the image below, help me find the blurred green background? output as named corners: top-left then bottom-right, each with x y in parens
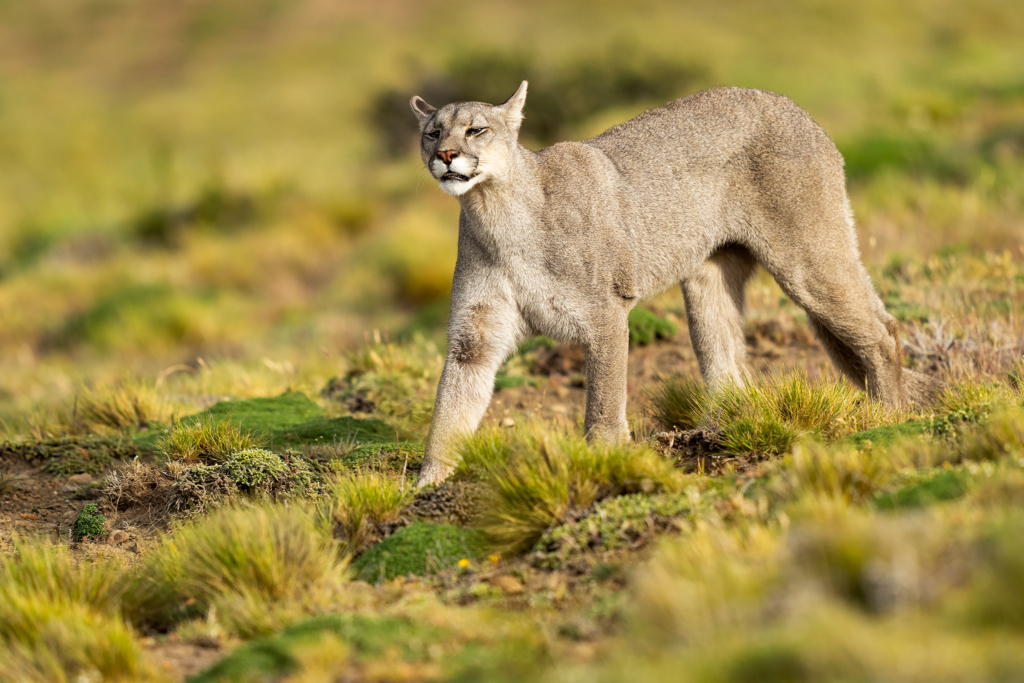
top-left (1, 0), bottom-right (1022, 425)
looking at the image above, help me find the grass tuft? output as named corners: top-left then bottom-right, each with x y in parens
top-left (652, 371), bottom-right (897, 459)
top-left (158, 416), bottom-right (267, 462)
top-left (76, 382), bottom-right (169, 432)
top-left (0, 538), bottom-right (153, 682)
top-left (0, 538), bottom-right (129, 615)
top-left (0, 594), bottom-right (157, 683)
top-left (322, 470), bottom-right (413, 556)
top-left (779, 441), bottom-right (893, 504)
top-left (127, 503), bottom-right (347, 637)
top-left (457, 428), bottom-right (683, 554)
top-left (648, 374), bottom-right (707, 431)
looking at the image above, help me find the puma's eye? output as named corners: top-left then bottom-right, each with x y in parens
top-left (466, 127), bottom-right (486, 137)
top-left (425, 130), bottom-right (440, 140)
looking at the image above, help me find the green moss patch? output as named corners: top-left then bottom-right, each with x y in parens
top-left (532, 492), bottom-right (698, 570)
top-left (275, 415), bottom-right (396, 449)
top-left (191, 612), bottom-right (544, 683)
top-left (352, 522), bottom-right (487, 583)
top-left (0, 434), bottom-right (151, 476)
top-left (628, 307), bottom-right (678, 346)
top-left (183, 392), bottom-right (323, 434)
top-left (843, 420), bottom-right (932, 448)
top-left (72, 503), bottom-right (106, 541)
top-left (874, 468), bottom-right (971, 511)
top-left (326, 441), bottom-right (424, 475)
top-left (191, 614), bottom-right (445, 682)
top-left (169, 392), bottom-right (397, 451)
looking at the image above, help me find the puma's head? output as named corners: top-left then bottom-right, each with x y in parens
top-left (409, 81), bottom-right (527, 197)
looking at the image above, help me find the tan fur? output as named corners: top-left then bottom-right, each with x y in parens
top-left (409, 82), bottom-right (941, 486)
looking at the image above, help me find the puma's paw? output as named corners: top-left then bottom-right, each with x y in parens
top-left (414, 460), bottom-right (455, 488)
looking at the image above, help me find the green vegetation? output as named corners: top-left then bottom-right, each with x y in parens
top-left (0, 434), bottom-right (149, 476)
top-left (0, 540), bottom-right (155, 682)
top-left (652, 371), bottom-right (899, 458)
top-left (352, 522), bottom-right (488, 583)
top-left (220, 448), bottom-right (287, 490)
top-left (458, 429), bottom-right (683, 553)
top-left (158, 416), bottom-right (267, 462)
top-left (628, 308), bottom-right (679, 346)
top-left (323, 470), bottom-right (413, 556)
top-left (873, 468), bottom-right (971, 510)
top-left (71, 503), bottom-right (106, 541)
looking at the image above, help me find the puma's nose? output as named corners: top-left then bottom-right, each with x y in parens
top-left (436, 150), bottom-right (459, 164)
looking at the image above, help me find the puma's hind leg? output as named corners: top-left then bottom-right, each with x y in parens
top-left (681, 245), bottom-right (758, 389)
top-left (759, 225), bottom-right (940, 408)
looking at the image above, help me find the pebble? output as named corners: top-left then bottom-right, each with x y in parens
top-left (490, 575), bottom-right (525, 596)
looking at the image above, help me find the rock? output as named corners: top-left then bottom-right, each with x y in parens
top-left (490, 575), bottom-right (525, 596)
top-left (109, 530), bottom-right (131, 545)
top-left (501, 417), bottom-right (515, 428)
top-left (68, 473), bottom-right (94, 485)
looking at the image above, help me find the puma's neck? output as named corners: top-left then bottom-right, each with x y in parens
top-left (458, 144), bottom-right (542, 237)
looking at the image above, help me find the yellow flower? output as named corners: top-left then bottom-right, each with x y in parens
top-left (458, 558), bottom-right (470, 568)
top-left (488, 555), bottom-right (500, 564)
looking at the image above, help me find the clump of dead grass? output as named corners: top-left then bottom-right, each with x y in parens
top-left (457, 427), bottom-right (684, 554)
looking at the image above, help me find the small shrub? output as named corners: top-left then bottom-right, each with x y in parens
top-left (324, 471), bottom-right (412, 556)
top-left (959, 404), bottom-right (1024, 462)
top-left (458, 429), bottom-right (683, 554)
top-left (158, 416), bottom-right (266, 462)
top-left (628, 308), bottom-right (678, 346)
top-left (934, 381), bottom-right (1006, 434)
top-left (222, 448), bottom-right (287, 490)
top-left (72, 503), bottom-right (106, 542)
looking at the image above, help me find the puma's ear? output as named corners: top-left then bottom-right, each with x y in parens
top-left (499, 80), bottom-right (528, 132)
top-left (409, 96), bottom-right (437, 130)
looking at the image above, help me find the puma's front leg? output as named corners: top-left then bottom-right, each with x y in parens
top-left (416, 295), bottom-right (524, 487)
top-left (583, 310), bottom-right (631, 444)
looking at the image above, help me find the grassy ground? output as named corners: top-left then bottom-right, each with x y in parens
top-left (1, 1), bottom-right (1024, 681)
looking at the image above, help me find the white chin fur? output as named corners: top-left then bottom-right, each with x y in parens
top-left (439, 174), bottom-right (484, 196)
